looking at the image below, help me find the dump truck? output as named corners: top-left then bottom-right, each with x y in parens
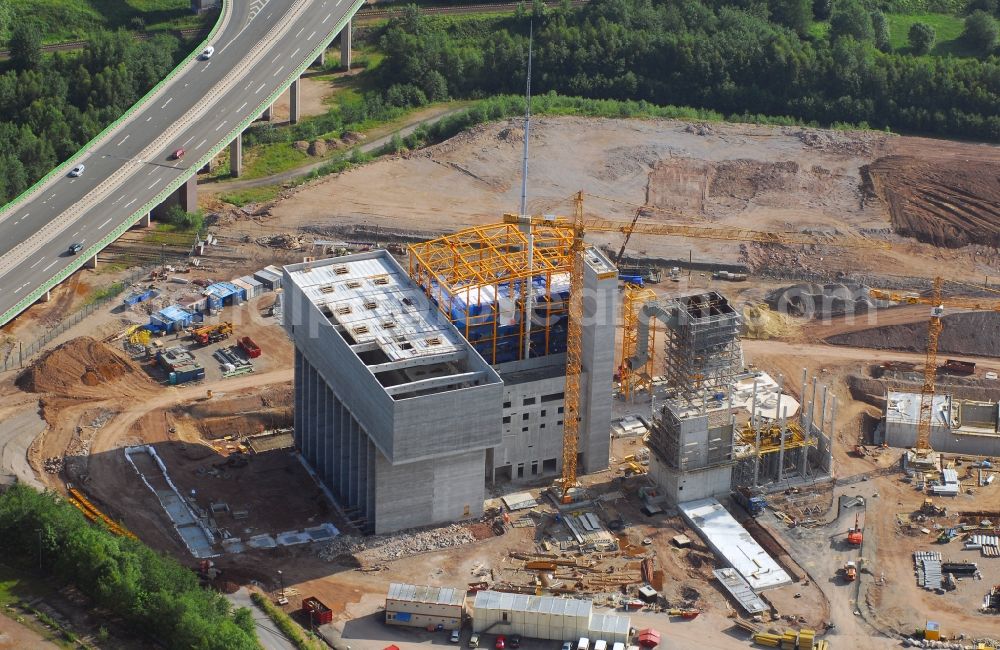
top-left (191, 322), bottom-right (233, 345)
top-left (733, 486), bottom-right (767, 517)
top-left (239, 336), bottom-right (261, 358)
top-left (842, 560), bottom-right (857, 582)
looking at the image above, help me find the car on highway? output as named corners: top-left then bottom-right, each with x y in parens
top-left (68, 164), bottom-right (85, 177)
top-left (200, 45), bottom-right (214, 59)
top-left (172, 148), bottom-right (185, 160)
top-left (68, 243), bottom-right (83, 254)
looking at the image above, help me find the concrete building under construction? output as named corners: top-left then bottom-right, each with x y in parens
top-left (628, 292), bottom-right (834, 504)
top-left (881, 391), bottom-right (1000, 456)
top-left (284, 221), bottom-right (616, 533)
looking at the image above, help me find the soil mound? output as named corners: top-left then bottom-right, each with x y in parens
top-left (826, 311), bottom-right (1000, 357)
top-left (765, 281), bottom-right (874, 319)
top-left (862, 155), bottom-right (1000, 248)
top-left (17, 337), bottom-right (150, 396)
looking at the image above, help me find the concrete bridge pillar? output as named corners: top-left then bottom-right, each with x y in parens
top-left (39, 290), bottom-right (52, 303)
top-left (134, 212), bottom-right (151, 228)
top-left (261, 103), bottom-right (273, 121)
top-left (230, 133), bottom-right (243, 178)
top-left (314, 49), bottom-right (325, 68)
top-left (84, 254), bottom-right (98, 270)
top-left (340, 20), bottom-right (352, 69)
top-left (179, 176), bottom-right (197, 212)
top-left (290, 78), bottom-right (300, 124)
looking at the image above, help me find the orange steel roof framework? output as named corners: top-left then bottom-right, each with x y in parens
top-left (407, 222), bottom-right (576, 365)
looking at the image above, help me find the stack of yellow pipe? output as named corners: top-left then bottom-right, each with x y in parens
top-left (751, 629), bottom-right (829, 650)
top-left (799, 629), bottom-right (815, 650)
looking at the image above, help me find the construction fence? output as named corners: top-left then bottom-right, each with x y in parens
top-left (0, 267), bottom-right (148, 374)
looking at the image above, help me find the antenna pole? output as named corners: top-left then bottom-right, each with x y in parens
top-left (521, 22), bottom-right (534, 360)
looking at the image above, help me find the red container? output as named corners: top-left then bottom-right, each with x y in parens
top-left (239, 336), bottom-right (262, 358)
top-left (302, 597), bottom-right (333, 625)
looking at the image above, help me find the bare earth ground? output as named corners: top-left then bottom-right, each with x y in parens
top-left (3, 116), bottom-right (1000, 647)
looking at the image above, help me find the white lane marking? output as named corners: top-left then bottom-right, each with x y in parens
top-left (42, 260), bottom-right (58, 272)
top-left (112, 195), bottom-right (125, 205)
top-left (245, 81), bottom-right (253, 90)
top-left (71, 230), bottom-right (79, 237)
top-left (29, 258), bottom-right (43, 269)
top-left (98, 218), bottom-right (112, 229)
top-left (118, 135), bottom-right (130, 145)
top-left (146, 116), bottom-right (152, 122)
top-left (291, 47), bottom-right (301, 58)
top-left (308, 30), bottom-right (316, 40)
top-left (203, 61), bottom-right (211, 70)
top-left (69, 179), bottom-right (76, 184)
top-left (15, 283), bottom-right (29, 293)
top-left (215, 121), bottom-right (228, 132)
top-left (196, 139), bottom-right (207, 148)
top-left (148, 168), bottom-right (157, 176)
top-left (148, 179), bottom-right (162, 190)
top-left (238, 101), bottom-right (248, 112)
top-left (124, 199), bottom-right (137, 209)
top-left (296, 27), bottom-right (304, 37)
top-left (322, 12), bottom-right (331, 23)
top-left (271, 54), bottom-right (281, 63)
top-left (273, 65), bottom-right (285, 77)
top-left (336, 0), bottom-right (342, 5)
top-left (255, 83), bottom-right (266, 93)
top-left (161, 97), bottom-right (173, 109)
top-left (183, 135), bottom-right (195, 146)
top-left (79, 239), bottom-right (86, 244)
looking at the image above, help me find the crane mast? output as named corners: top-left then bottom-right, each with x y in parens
top-left (559, 192), bottom-right (586, 501)
top-left (916, 277), bottom-right (944, 456)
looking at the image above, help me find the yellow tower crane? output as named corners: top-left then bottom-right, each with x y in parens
top-left (509, 192), bottom-right (888, 500)
top-left (868, 278), bottom-right (1000, 457)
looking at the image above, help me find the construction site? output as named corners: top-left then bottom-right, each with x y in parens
top-left (1, 115), bottom-right (1000, 650)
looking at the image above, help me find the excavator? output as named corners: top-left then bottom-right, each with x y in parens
top-left (847, 513), bottom-right (863, 546)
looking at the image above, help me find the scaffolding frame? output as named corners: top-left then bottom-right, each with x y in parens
top-left (620, 284), bottom-right (657, 402)
top-left (663, 292), bottom-right (742, 407)
top-left (407, 223), bottom-right (575, 364)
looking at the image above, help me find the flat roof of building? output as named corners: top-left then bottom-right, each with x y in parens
top-left (287, 254), bottom-right (466, 363)
top-left (473, 590), bottom-right (593, 619)
top-left (886, 391), bottom-right (999, 434)
top-left (386, 583), bottom-right (465, 607)
top-left (680, 498), bottom-right (792, 591)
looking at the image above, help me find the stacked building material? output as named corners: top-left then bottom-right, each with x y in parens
top-left (914, 551), bottom-right (943, 590)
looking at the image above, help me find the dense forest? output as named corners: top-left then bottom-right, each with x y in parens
top-left (0, 484), bottom-right (258, 649)
top-left (0, 25), bottom-right (181, 204)
top-left (373, 0), bottom-right (1000, 140)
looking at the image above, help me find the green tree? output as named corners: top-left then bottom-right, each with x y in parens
top-left (770, 0), bottom-right (813, 35)
top-left (9, 21), bottom-right (41, 71)
top-left (909, 22), bottom-right (936, 54)
top-left (813, 0), bottom-right (832, 19)
top-left (165, 206), bottom-right (204, 232)
top-left (963, 10), bottom-right (998, 53)
top-left (966, 0), bottom-right (997, 15)
top-left (829, 0), bottom-right (873, 41)
top-left (871, 10), bottom-right (891, 52)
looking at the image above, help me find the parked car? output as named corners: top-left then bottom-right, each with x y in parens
top-left (172, 148), bottom-right (185, 160)
top-left (68, 164), bottom-right (85, 177)
top-left (450, 629), bottom-right (461, 643)
top-left (509, 635), bottom-right (521, 648)
top-left (495, 635), bottom-right (506, 649)
top-left (68, 242), bottom-right (83, 254)
top-left (200, 45), bottom-right (214, 59)
top-left (562, 643), bottom-right (574, 650)
top-left (468, 634), bottom-right (480, 648)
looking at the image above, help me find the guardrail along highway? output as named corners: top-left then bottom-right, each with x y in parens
top-left (0, 0), bottom-right (363, 327)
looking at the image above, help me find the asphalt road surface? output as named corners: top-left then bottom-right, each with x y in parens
top-left (0, 0), bottom-right (360, 325)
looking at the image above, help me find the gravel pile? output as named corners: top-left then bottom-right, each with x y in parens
top-left (318, 523), bottom-right (476, 563)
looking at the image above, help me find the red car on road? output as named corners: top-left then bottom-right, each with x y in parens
top-left (172, 148), bottom-right (185, 160)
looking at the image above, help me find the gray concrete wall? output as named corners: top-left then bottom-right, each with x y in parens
top-left (885, 420), bottom-right (1000, 457)
top-left (649, 453), bottom-right (733, 503)
top-left (374, 449), bottom-right (485, 533)
top-left (493, 361), bottom-right (567, 482)
top-left (579, 249), bottom-right (616, 474)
